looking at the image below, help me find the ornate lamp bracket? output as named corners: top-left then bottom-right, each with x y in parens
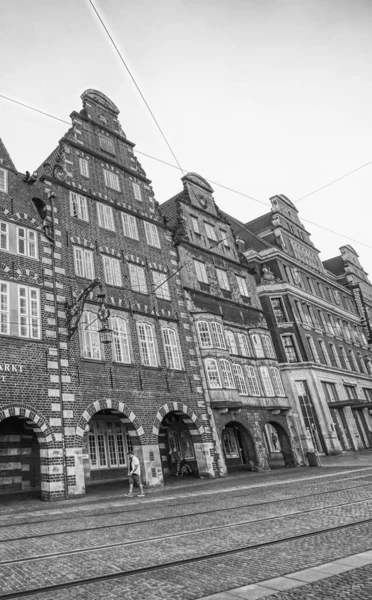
top-left (65, 279), bottom-right (112, 342)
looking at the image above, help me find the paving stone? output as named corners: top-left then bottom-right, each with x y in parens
top-left (286, 567), bottom-right (332, 582)
top-left (260, 577), bottom-right (303, 591)
top-left (228, 583), bottom-right (277, 598)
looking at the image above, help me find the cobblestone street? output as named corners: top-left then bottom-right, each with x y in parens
top-left (1, 458), bottom-right (372, 599)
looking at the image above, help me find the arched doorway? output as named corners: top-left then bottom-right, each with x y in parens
top-left (264, 421), bottom-right (295, 469)
top-left (159, 412), bottom-right (198, 478)
top-left (83, 409), bottom-right (136, 485)
top-left (0, 417), bottom-right (41, 496)
top-left (222, 421), bottom-right (257, 472)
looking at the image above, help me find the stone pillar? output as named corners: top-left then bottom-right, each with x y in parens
top-left (193, 441), bottom-right (216, 478)
top-left (138, 444), bottom-right (164, 488)
top-left (39, 447), bottom-right (66, 501)
top-left (66, 446), bottom-right (86, 498)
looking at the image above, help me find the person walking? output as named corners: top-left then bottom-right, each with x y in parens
top-left (124, 451), bottom-right (145, 497)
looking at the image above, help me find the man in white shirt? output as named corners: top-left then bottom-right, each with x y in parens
top-left (125, 451), bottom-right (145, 497)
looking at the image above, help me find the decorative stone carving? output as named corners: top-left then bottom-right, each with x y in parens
top-left (260, 265), bottom-right (276, 284)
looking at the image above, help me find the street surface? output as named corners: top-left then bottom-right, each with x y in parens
top-left (1, 454), bottom-right (372, 599)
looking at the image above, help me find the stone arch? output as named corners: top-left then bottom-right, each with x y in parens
top-left (222, 419), bottom-right (259, 472)
top-left (151, 402), bottom-right (205, 444)
top-left (75, 399), bottom-right (145, 447)
top-left (0, 404), bottom-right (55, 446)
top-left (264, 419), bottom-right (296, 468)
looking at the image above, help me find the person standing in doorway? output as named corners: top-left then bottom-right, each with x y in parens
top-left (125, 451), bottom-right (145, 497)
top-left (169, 445), bottom-right (181, 476)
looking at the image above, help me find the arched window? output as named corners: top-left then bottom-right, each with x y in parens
top-left (246, 366), bottom-right (261, 396)
top-left (81, 310), bottom-right (101, 360)
top-left (260, 366), bottom-right (275, 396)
top-left (232, 364), bottom-right (248, 395)
top-left (197, 321), bottom-right (212, 348)
top-left (237, 332), bottom-right (251, 356)
top-left (162, 327), bottom-right (182, 370)
top-left (110, 316), bottom-right (130, 363)
top-left (137, 322), bottom-right (157, 366)
top-left (88, 419), bottom-right (129, 470)
top-left (225, 330), bottom-right (238, 355)
top-left (220, 359), bottom-right (235, 388)
top-left (250, 333), bottom-right (265, 358)
top-left (210, 322), bottom-right (226, 349)
top-left (262, 334), bottom-right (276, 358)
top-left (205, 358), bottom-right (221, 388)
top-left (269, 367), bottom-right (285, 396)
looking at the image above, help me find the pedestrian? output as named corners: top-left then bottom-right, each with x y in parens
top-left (169, 445), bottom-right (181, 476)
top-left (124, 451), bottom-right (145, 497)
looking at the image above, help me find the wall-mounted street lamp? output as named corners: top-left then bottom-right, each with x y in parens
top-left (65, 278), bottom-right (113, 344)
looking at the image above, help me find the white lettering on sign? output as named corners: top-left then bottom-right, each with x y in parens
top-left (0, 364), bottom-right (25, 382)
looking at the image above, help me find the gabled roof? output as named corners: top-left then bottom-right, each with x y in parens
top-left (160, 193), bottom-right (183, 228)
top-left (322, 256), bottom-right (344, 276)
top-left (0, 138), bottom-right (16, 171)
top-left (223, 211), bottom-right (273, 253)
top-left (244, 212), bottom-right (272, 234)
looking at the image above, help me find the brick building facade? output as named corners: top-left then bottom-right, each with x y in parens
top-left (161, 175), bottom-right (303, 474)
top-left (227, 194), bottom-right (372, 457)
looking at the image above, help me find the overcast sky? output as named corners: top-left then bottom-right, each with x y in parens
top-left (1, 0), bottom-right (371, 273)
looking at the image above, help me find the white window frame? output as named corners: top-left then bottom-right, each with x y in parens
top-left (246, 366), bottom-right (261, 396)
top-left (0, 221), bottom-right (9, 251)
top-left (220, 359), bottom-right (235, 388)
top-left (194, 260), bottom-right (208, 284)
top-left (269, 367), bottom-right (285, 396)
top-left (81, 310), bottom-right (101, 360)
top-left (74, 247), bottom-right (95, 279)
top-left (110, 316), bottom-right (131, 363)
top-left (237, 332), bottom-right (251, 357)
top-left (121, 213), bottom-right (138, 240)
top-left (210, 322), bottom-right (226, 349)
top-left (307, 335), bottom-right (320, 363)
top-left (97, 203), bottom-right (115, 231)
top-left (0, 281), bottom-right (9, 335)
top-left (191, 216), bottom-right (200, 234)
top-left (18, 285), bottom-right (41, 340)
top-left (162, 327), bottom-right (182, 370)
top-left (144, 221), bottom-right (161, 248)
top-left (103, 255), bottom-right (122, 287)
top-left (236, 275), bottom-right (249, 297)
top-left (205, 358), bottom-right (221, 388)
top-left (152, 271), bottom-right (171, 300)
top-left (128, 263), bottom-right (147, 294)
top-left (232, 364), bottom-right (248, 395)
top-left (260, 366), bottom-right (275, 396)
top-left (216, 268), bottom-right (230, 291)
top-left (103, 169), bottom-right (120, 192)
top-left (70, 192), bottom-right (89, 221)
top-left (137, 322), bottom-right (158, 367)
top-left (225, 330), bottom-right (238, 355)
top-left (250, 333), bottom-right (265, 358)
top-left (132, 182), bottom-right (142, 201)
top-left (262, 334), bottom-right (276, 358)
top-left (282, 334), bottom-right (300, 363)
top-left (197, 321), bottom-right (212, 348)
top-left (0, 168), bottom-right (7, 193)
top-left (204, 223), bottom-right (217, 241)
top-left (79, 158), bottom-right (89, 178)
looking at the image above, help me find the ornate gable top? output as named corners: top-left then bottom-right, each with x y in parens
top-left (81, 89), bottom-right (120, 115)
top-left (182, 172), bottom-right (214, 193)
top-left (270, 194), bottom-right (298, 213)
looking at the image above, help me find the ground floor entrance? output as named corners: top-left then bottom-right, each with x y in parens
top-left (0, 416), bottom-right (41, 496)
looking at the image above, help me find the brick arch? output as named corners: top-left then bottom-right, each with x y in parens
top-left (0, 404), bottom-right (55, 446)
top-left (74, 399), bottom-right (145, 446)
top-left (151, 402), bottom-right (205, 444)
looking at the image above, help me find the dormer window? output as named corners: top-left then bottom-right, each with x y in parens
top-left (0, 168), bottom-right (7, 193)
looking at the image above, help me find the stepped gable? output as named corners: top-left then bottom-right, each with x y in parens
top-left (0, 138), bottom-right (16, 171)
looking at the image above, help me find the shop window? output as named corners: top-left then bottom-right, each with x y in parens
top-left (88, 419), bottom-right (128, 470)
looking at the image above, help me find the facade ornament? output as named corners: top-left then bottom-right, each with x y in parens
top-left (292, 268), bottom-right (301, 284)
top-left (260, 265), bottom-right (276, 284)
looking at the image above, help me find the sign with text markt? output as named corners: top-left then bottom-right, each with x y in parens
top-left (0, 363), bottom-right (24, 382)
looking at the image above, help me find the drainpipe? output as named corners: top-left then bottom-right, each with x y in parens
top-left (46, 192), bottom-right (69, 500)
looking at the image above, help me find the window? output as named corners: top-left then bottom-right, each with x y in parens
top-left (162, 327), bottom-right (182, 370)
top-left (0, 222), bottom-right (8, 251)
top-left (132, 182), bottom-right (142, 201)
top-left (283, 265), bottom-right (292, 283)
top-left (210, 322), bottom-right (226, 348)
top-left (343, 321), bottom-right (352, 342)
top-left (0, 282), bottom-right (9, 334)
top-left (137, 322), bottom-right (157, 366)
top-left (74, 247), bottom-right (95, 279)
top-left (81, 310), bottom-right (101, 360)
top-left (205, 358), bottom-right (221, 388)
top-left (220, 230), bottom-right (230, 248)
top-left (306, 336), bottom-right (320, 363)
top-left (363, 388), bottom-right (372, 402)
top-left (88, 419), bottom-right (128, 470)
top-left (260, 366), bottom-right (275, 396)
top-left (270, 367), bottom-right (285, 396)
top-left (302, 304), bottom-right (313, 326)
top-left (220, 359), bottom-right (235, 388)
top-left (318, 340), bottom-right (330, 366)
top-left (197, 321), bottom-right (212, 348)
top-left (317, 310), bottom-right (327, 331)
top-left (322, 381), bottom-right (339, 403)
top-left (344, 385), bottom-right (357, 400)
top-left (250, 333), bottom-right (265, 357)
top-left (97, 203), bottom-right (115, 231)
top-left (271, 298), bottom-right (287, 323)
top-left (191, 217), bottom-right (200, 234)
top-left (18, 286), bottom-right (40, 339)
top-left (232, 364), bottom-right (248, 395)
top-left (225, 330), bottom-right (238, 355)
top-left (152, 271), bottom-right (171, 300)
top-left (306, 277), bottom-right (314, 294)
top-left (110, 317), bottom-right (131, 363)
top-left (79, 158), bottom-right (89, 178)
top-left (194, 260), bottom-right (208, 284)
top-left (216, 268), bottom-right (230, 290)
top-left (0, 168), bottom-right (7, 193)
top-left (129, 264), bottom-right (147, 294)
top-left (103, 256), bottom-right (122, 287)
top-left (262, 334), bottom-right (276, 358)
top-left (282, 335), bottom-right (300, 363)
top-left (122, 213), bottom-right (138, 240)
top-left (16, 228), bottom-right (37, 259)
top-left (317, 282), bottom-right (324, 298)
top-left (294, 300), bottom-right (304, 322)
top-left (103, 169), bottom-right (120, 191)
top-left (246, 366), bottom-right (261, 396)
top-left (329, 343), bottom-right (341, 369)
top-left (99, 136), bottom-right (115, 154)
top-left (237, 333), bottom-right (251, 356)
top-left (70, 192), bottom-right (88, 221)
top-left (144, 221), bottom-right (161, 248)
top-left (349, 349), bottom-right (359, 372)
top-left (339, 346), bottom-right (351, 370)
top-left (236, 276), bottom-right (249, 297)
top-left (204, 223), bottom-right (217, 241)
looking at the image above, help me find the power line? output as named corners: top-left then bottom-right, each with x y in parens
top-left (295, 160), bottom-right (372, 203)
top-left (87, 0), bottom-right (185, 175)
top-left (1, 93), bottom-right (372, 250)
